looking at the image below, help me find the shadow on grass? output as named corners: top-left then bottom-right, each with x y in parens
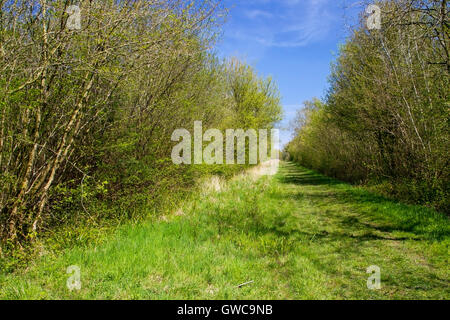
top-left (202, 163), bottom-right (449, 298)
top-left (279, 163), bottom-right (342, 186)
top-left (277, 162), bottom-right (449, 241)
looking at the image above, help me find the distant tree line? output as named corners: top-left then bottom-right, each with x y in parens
top-left (0, 0), bottom-right (282, 244)
top-left (286, 0), bottom-right (449, 212)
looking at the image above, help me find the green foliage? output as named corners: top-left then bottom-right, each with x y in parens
top-left (0, 1), bottom-right (282, 247)
top-left (287, 1), bottom-right (449, 212)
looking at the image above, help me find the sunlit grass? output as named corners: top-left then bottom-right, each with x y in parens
top-left (1, 162), bottom-right (448, 299)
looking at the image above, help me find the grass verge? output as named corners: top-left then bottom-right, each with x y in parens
top-left (0, 162), bottom-right (448, 299)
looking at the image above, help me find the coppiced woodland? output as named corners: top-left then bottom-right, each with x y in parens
top-left (287, 0), bottom-right (449, 212)
top-left (0, 0), bottom-right (282, 244)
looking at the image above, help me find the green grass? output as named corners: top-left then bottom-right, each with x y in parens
top-left (1, 162), bottom-right (448, 299)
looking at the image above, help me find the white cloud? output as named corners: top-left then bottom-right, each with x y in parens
top-left (226, 0), bottom-right (338, 48)
top-left (245, 9), bottom-right (274, 19)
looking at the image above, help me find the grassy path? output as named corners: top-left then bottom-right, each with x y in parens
top-left (1, 162), bottom-right (448, 299)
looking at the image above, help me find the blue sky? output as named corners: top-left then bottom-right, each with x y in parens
top-left (216, 0), bottom-right (362, 146)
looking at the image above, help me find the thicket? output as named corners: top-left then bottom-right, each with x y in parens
top-left (0, 0), bottom-right (282, 254)
top-left (286, 0), bottom-right (449, 212)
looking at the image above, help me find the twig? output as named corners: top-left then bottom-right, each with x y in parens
top-left (237, 280), bottom-right (254, 288)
